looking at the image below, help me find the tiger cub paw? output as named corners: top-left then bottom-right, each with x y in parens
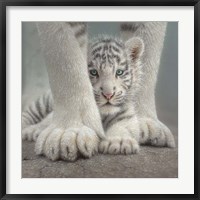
top-left (99, 136), bottom-right (139, 155)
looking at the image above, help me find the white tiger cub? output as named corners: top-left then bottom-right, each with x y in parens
top-left (88, 36), bottom-right (144, 154)
top-left (22, 35), bottom-right (144, 155)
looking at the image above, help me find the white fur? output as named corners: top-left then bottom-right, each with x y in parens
top-left (121, 22), bottom-right (175, 148)
top-left (99, 118), bottom-right (140, 155)
top-left (99, 103), bottom-right (141, 155)
top-left (139, 118), bottom-right (175, 147)
top-left (35, 22), bottom-right (105, 161)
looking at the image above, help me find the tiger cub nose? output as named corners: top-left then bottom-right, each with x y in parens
top-left (102, 92), bottom-right (114, 100)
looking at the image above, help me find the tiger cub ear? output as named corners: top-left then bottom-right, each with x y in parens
top-left (125, 37), bottom-right (144, 62)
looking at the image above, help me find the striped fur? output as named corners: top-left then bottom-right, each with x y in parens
top-left (22, 90), bottom-right (53, 128)
top-left (68, 22), bottom-right (88, 57)
top-left (88, 35), bottom-right (144, 132)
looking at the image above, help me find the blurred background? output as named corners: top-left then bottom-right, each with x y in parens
top-left (22, 22), bottom-right (178, 128)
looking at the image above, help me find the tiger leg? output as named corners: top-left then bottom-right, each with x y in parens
top-left (35, 22), bottom-right (105, 161)
top-left (120, 22), bottom-right (175, 147)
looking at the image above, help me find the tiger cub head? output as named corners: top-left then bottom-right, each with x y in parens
top-left (88, 36), bottom-right (144, 115)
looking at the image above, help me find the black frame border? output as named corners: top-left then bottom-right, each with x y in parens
top-left (0, 0), bottom-right (199, 199)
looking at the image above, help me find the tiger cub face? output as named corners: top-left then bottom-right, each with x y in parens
top-left (88, 36), bottom-right (144, 116)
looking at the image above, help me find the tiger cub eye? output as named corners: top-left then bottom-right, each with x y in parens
top-left (116, 69), bottom-right (124, 76)
top-left (90, 69), bottom-right (98, 76)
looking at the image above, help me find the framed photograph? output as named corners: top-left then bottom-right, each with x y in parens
top-left (1, 0), bottom-right (199, 199)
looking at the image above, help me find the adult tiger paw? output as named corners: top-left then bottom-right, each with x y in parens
top-left (35, 124), bottom-right (99, 161)
top-left (139, 118), bottom-right (176, 148)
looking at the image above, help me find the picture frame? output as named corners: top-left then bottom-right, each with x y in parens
top-left (0, 0), bottom-right (199, 199)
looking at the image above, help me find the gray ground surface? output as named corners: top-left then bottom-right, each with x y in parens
top-left (22, 124), bottom-right (178, 178)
